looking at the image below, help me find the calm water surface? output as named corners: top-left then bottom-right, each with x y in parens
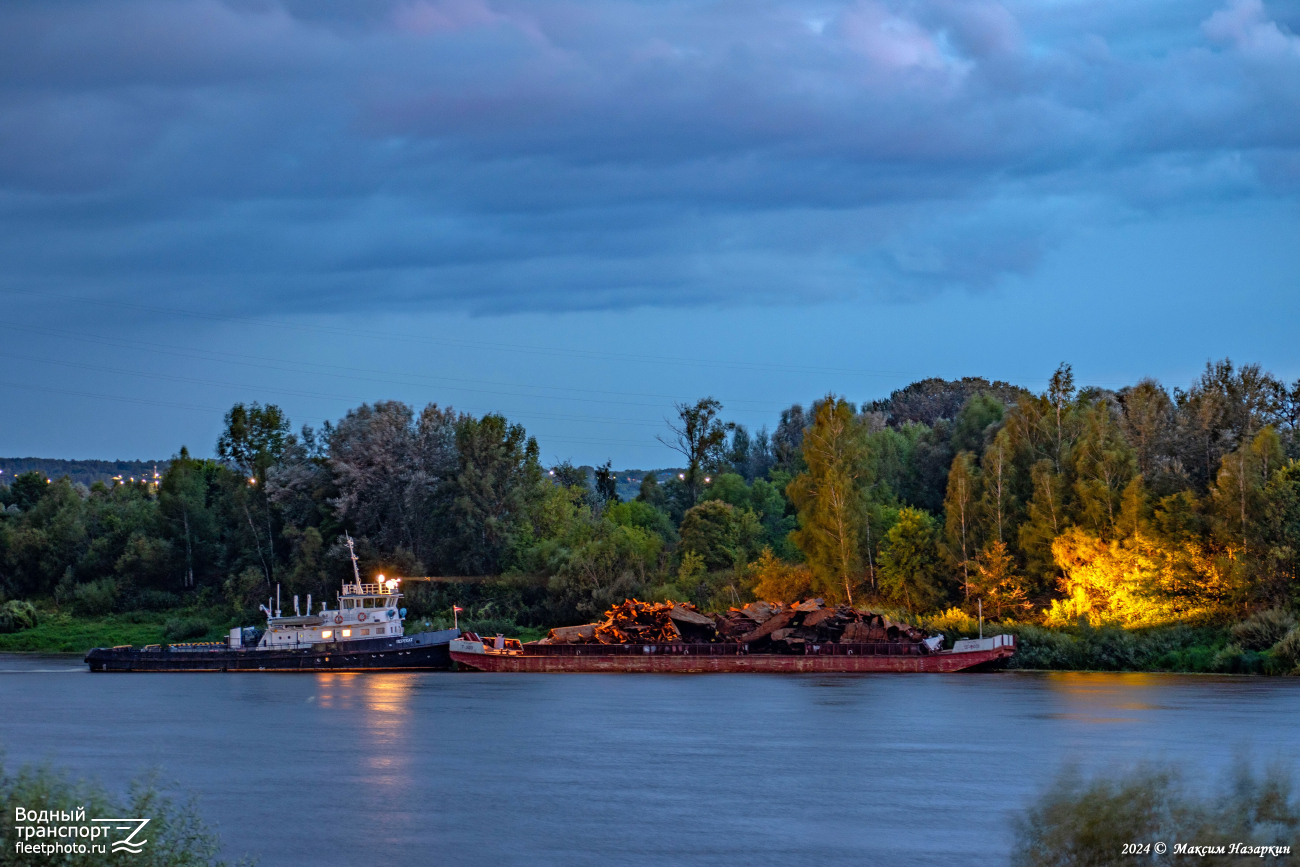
top-left (2, 655), bottom-right (1298, 866)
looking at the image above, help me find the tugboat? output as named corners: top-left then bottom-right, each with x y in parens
top-left (86, 536), bottom-right (459, 672)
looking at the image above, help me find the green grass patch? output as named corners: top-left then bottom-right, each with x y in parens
top-left (0, 609), bottom-right (233, 653)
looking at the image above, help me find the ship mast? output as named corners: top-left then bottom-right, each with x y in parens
top-left (345, 533), bottom-right (362, 589)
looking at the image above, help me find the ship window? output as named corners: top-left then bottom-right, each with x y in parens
top-left (322, 630), bottom-right (333, 639)
top-left (360, 628), bottom-right (370, 635)
top-left (344, 600), bottom-right (354, 609)
top-left (342, 629), bottom-right (352, 637)
top-left (363, 598), bottom-right (376, 608)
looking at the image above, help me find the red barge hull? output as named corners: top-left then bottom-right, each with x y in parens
top-left (451, 636), bottom-right (1015, 673)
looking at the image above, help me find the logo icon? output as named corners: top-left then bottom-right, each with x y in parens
top-left (93, 818), bottom-right (150, 854)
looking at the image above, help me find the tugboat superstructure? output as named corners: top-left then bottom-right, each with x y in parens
top-left (253, 535), bottom-right (408, 649)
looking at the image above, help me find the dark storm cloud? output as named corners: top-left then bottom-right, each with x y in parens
top-left (1, 0), bottom-right (1298, 313)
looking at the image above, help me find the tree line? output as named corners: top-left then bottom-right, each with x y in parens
top-left (1, 360), bottom-right (1298, 631)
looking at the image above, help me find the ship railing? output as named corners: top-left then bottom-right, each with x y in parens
top-left (342, 583), bottom-right (386, 596)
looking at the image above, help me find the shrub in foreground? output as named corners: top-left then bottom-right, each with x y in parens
top-left (1013, 760), bottom-right (1299, 866)
top-left (163, 618), bottom-right (210, 642)
top-left (0, 760), bottom-right (251, 866)
top-left (0, 600), bottom-right (38, 633)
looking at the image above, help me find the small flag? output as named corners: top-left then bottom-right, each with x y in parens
top-left (453, 606), bottom-right (463, 613)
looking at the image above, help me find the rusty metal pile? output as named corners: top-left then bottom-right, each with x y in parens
top-left (541, 598), bottom-right (929, 652)
top-left (543, 599), bottom-right (717, 645)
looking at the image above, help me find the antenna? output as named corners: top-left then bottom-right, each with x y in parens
top-left (276, 584), bottom-right (281, 619)
top-left (345, 533), bottom-right (362, 586)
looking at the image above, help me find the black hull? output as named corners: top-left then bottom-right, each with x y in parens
top-left (85, 629), bottom-right (459, 672)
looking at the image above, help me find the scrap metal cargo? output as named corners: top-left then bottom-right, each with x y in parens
top-left (450, 599), bottom-right (1016, 673)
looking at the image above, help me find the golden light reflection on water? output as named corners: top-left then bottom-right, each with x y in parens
top-left (1040, 672), bottom-right (1171, 724)
top-left (310, 672), bottom-right (419, 788)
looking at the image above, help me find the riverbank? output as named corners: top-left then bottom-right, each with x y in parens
top-left (2, 599), bottom-right (1295, 675)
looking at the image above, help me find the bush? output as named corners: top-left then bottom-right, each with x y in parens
top-left (72, 578), bottom-right (118, 616)
top-left (0, 759), bottom-right (241, 866)
top-left (135, 589), bottom-right (183, 611)
top-left (0, 600), bottom-right (38, 633)
top-left (460, 618), bottom-right (522, 638)
top-left (999, 622), bottom-right (1236, 673)
top-left (1211, 644), bottom-right (1267, 675)
top-left (1231, 608), bottom-right (1297, 651)
top-left (1013, 760), bottom-right (1299, 866)
top-left (163, 618), bottom-right (209, 642)
top-left (1273, 627), bottom-right (1300, 672)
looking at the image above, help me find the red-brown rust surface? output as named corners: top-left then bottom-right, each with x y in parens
top-left (450, 646), bottom-right (1013, 673)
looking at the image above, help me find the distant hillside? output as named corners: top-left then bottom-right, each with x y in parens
top-left (613, 468), bottom-right (685, 502)
top-left (552, 465), bottom-right (685, 502)
top-left (1, 458), bottom-right (675, 496)
top-left (0, 458), bottom-right (169, 488)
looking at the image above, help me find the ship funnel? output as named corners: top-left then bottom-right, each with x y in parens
top-left (294, 595), bottom-right (301, 616)
top-left (307, 595), bottom-right (312, 616)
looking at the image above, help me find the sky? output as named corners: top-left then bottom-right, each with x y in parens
top-left (1, 0), bottom-right (1298, 467)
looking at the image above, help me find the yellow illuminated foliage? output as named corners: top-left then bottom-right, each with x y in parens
top-left (1045, 527), bottom-right (1241, 627)
top-left (748, 547), bottom-right (815, 603)
top-left (971, 540), bottom-right (1033, 619)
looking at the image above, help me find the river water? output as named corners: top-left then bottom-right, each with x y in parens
top-left (2, 655), bottom-right (1298, 866)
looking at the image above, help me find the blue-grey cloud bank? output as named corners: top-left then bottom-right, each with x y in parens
top-left (3, 0), bottom-right (1299, 314)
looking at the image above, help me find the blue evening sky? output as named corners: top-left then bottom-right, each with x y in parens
top-left (1, 0), bottom-right (1297, 466)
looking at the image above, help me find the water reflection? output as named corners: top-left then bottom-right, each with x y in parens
top-left (312, 671), bottom-right (417, 787)
top-left (1038, 672), bottom-right (1174, 723)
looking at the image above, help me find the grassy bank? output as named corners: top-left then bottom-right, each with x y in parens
top-left (0, 610), bottom-right (231, 653)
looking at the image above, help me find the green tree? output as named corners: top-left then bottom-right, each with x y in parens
top-left (979, 428), bottom-right (1015, 544)
top-left (951, 393), bottom-right (1005, 455)
top-left (788, 396), bottom-right (867, 604)
top-left (1047, 362), bottom-right (1076, 473)
top-left (1211, 426), bottom-right (1286, 556)
top-left (606, 499), bottom-right (676, 542)
top-left (158, 447), bottom-right (220, 589)
top-left (7, 472), bottom-right (49, 512)
top-left (217, 402), bottom-right (290, 583)
top-left (1257, 459), bottom-right (1300, 606)
top-left (1118, 378), bottom-right (1175, 482)
top-left (877, 506), bottom-right (945, 613)
top-left (636, 472), bottom-right (666, 509)
top-left (449, 413), bottom-right (544, 575)
top-left (1018, 459), bottom-right (1068, 589)
top-left (678, 500), bottom-right (761, 572)
top-left (1071, 401), bottom-right (1137, 535)
top-left (656, 397), bottom-right (733, 507)
top-left (216, 402), bottom-right (289, 484)
top-left (971, 539), bottom-right (1030, 619)
top-left (594, 460), bottom-right (618, 506)
top-left (943, 451), bottom-right (980, 599)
